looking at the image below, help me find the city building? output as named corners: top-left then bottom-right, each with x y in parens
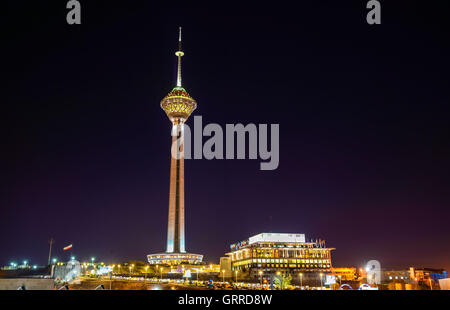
top-left (331, 267), bottom-right (358, 282)
top-left (220, 257), bottom-right (232, 279)
top-left (147, 28), bottom-right (203, 265)
top-left (226, 233), bottom-right (334, 285)
top-left (409, 267), bottom-right (448, 289)
top-left (378, 267), bottom-right (448, 290)
top-left (439, 278), bottom-right (450, 290)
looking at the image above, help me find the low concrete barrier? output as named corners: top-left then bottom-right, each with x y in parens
top-left (0, 278), bottom-right (54, 290)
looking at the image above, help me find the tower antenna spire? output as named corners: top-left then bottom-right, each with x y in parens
top-left (175, 26), bottom-right (184, 87)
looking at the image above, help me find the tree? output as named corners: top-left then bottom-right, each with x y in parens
top-left (274, 273), bottom-right (292, 290)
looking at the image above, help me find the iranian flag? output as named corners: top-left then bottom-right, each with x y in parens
top-left (63, 244), bottom-right (73, 251)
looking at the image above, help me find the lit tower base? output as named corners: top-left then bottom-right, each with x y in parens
top-left (147, 27), bottom-right (203, 266)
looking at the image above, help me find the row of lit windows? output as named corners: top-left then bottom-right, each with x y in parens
top-left (257, 264), bottom-right (332, 269)
top-left (233, 263), bottom-right (331, 269)
top-left (233, 258), bottom-right (331, 265)
top-left (234, 250), bottom-right (329, 260)
top-left (252, 243), bottom-right (325, 249)
top-left (163, 102), bottom-right (194, 115)
top-left (251, 253), bottom-right (329, 259)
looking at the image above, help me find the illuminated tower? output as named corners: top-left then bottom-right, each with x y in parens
top-left (147, 27), bottom-right (203, 265)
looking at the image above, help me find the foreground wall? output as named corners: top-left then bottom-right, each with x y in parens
top-left (439, 278), bottom-right (450, 290)
top-left (0, 278), bottom-right (54, 290)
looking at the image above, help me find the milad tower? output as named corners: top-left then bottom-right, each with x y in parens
top-left (147, 28), bottom-right (203, 265)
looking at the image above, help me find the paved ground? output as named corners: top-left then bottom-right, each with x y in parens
top-left (67, 278), bottom-right (207, 290)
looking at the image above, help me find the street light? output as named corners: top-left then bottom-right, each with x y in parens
top-left (276, 271), bottom-right (281, 290)
top-left (144, 265), bottom-right (149, 280)
top-left (129, 264), bottom-right (135, 275)
top-left (52, 258), bottom-right (58, 264)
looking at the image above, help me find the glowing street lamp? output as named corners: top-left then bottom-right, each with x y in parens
top-left (52, 258), bottom-right (58, 264)
top-left (129, 264), bottom-right (135, 275)
top-left (144, 265), bottom-right (149, 280)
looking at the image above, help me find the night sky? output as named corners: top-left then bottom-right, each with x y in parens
top-left (2, 1), bottom-right (450, 271)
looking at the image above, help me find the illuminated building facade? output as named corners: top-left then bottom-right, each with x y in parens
top-left (409, 267), bottom-right (448, 285)
top-left (226, 233), bottom-right (335, 284)
top-left (147, 28), bottom-right (202, 265)
top-left (331, 267), bottom-right (358, 281)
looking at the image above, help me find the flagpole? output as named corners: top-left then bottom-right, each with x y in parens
top-left (47, 238), bottom-right (54, 265)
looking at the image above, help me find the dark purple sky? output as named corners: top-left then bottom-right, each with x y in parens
top-left (2, 1), bottom-right (450, 271)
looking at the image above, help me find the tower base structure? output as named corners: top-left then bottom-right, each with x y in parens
top-left (147, 252), bottom-right (203, 265)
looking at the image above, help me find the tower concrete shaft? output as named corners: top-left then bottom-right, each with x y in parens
top-left (166, 119), bottom-right (185, 253)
